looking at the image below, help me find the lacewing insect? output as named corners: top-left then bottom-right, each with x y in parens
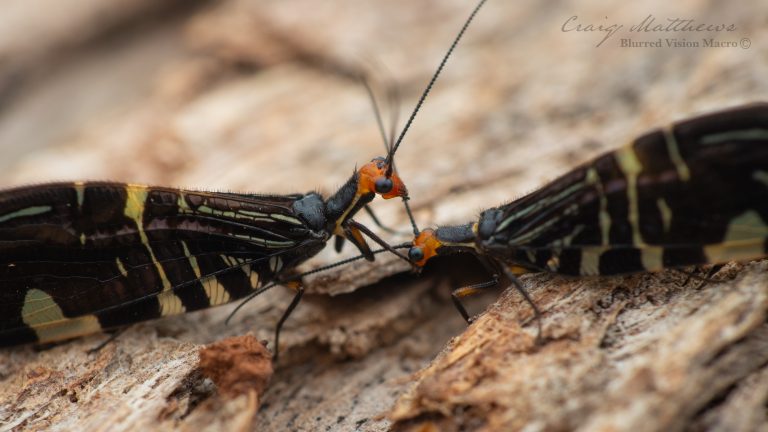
top-left (0, 164), bottom-right (405, 348)
top-left (0, 0), bottom-right (488, 351)
top-left (407, 103), bottom-right (768, 329)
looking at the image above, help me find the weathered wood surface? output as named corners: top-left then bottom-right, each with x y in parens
top-left (1, 0), bottom-right (767, 431)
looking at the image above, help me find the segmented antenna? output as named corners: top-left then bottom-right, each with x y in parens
top-left (361, 74), bottom-right (391, 151)
top-left (386, 85), bottom-right (401, 152)
top-left (385, 0), bottom-right (487, 236)
top-left (361, 75), bottom-right (421, 235)
top-left (386, 0), bottom-right (488, 164)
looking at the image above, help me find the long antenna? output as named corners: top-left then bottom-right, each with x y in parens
top-left (386, 0), bottom-right (487, 164)
top-left (386, 84), bottom-right (400, 151)
top-left (361, 73), bottom-right (420, 235)
top-left (361, 74), bottom-right (392, 150)
top-left (402, 196), bottom-right (419, 236)
top-left (385, 0), bottom-right (487, 235)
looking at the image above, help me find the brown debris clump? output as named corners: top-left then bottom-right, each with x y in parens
top-left (198, 334), bottom-right (274, 399)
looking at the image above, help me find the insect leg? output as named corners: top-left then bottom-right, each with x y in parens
top-left (272, 282), bottom-right (305, 363)
top-left (677, 267), bottom-right (697, 287)
top-left (334, 235), bottom-right (347, 253)
top-left (345, 219), bottom-right (411, 262)
top-left (341, 222), bottom-right (375, 260)
top-left (694, 264), bottom-right (726, 290)
top-left (500, 266), bottom-right (543, 344)
top-left (451, 278), bottom-right (500, 323)
top-left (447, 255), bottom-right (501, 323)
top-left (673, 265), bottom-right (725, 288)
top-left (86, 327), bottom-right (127, 355)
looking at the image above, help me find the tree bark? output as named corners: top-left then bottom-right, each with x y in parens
top-left (1, 0), bottom-right (766, 431)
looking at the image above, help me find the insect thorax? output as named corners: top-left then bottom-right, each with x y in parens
top-left (291, 192), bottom-right (328, 236)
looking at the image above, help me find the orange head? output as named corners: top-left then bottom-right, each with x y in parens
top-left (408, 228), bottom-right (442, 267)
top-left (357, 157), bottom-right (407, 199)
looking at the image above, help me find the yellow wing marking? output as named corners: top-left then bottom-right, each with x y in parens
top-left (22, 289), bottom-right (101, 343)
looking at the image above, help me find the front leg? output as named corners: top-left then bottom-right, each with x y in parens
top-left (340, 222), bottom-right (375, 261)
top-left (343, 219), bottom-right (411, 263)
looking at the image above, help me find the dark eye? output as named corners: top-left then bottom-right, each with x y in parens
top-left (374, 177), bottom-right (393, 194)
top-left (408, 247), bottom-right (424, 262)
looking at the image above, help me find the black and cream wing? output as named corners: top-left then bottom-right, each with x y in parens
top-left (0, 182), bottom-right (325, 346)
top-left (482, 103), bottom-right (768, 275)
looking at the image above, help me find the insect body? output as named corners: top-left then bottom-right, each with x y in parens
top-left (409, 103), bottom-right (768, 323)
top-left (1, 0), bottom-right (490, 349)
top-left (0, 158), bottom-right (405, 347)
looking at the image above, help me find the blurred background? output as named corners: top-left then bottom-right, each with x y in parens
top-left (1, 0), bottom-right (766, 429)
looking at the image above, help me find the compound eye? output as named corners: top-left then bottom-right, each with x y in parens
top-left (408, 247), bottom-right (424, 262)
top-left (374, 177), bottom-right (393, 194)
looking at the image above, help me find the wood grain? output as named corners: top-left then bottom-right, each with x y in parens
top-left (1, 0), bottom-right (766, 430)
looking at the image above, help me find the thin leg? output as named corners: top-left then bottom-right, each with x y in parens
top-left (87, 327), bottom-right (127, 355)
top-left (678, 266), bottom-right (697, 287)
top-left (363, 204), bottom-right (401, 235)
top-left (451, 277), bottom-right (499, 323)
top-left (675, 266), bottom-right (707, 286)
top-left (334, 235), bottom-right (346, 253)
top-left (347, 219), bottom-right (410, 263)
top-left (342, 223), bottom-right (375, 261)
top-left (695, 264), bottom-right (725, 290)
top-left (272, 285), bottom-right (305, 363)
top-left (500, 266), bottom-right (543, 344)
top-left (448, 255), bottom-right (501, 323)
top-left (673, 265), bottom-right (725, 287)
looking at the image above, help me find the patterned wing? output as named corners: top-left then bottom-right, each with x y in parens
top-left (0, 182), bottom-right (325, 346)
top-left (483, 103), bottom-right (768, 275)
